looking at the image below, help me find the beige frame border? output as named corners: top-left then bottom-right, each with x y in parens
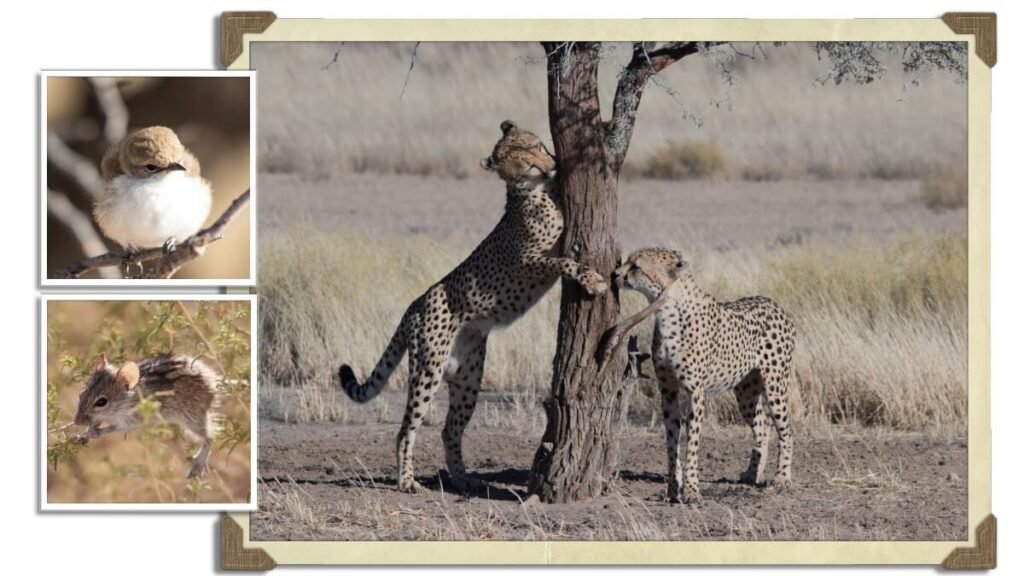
top-left (224, 15), bottom-right (992, 568)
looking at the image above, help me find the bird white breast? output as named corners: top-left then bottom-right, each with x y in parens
top-left (94, 172), bottom-right (212, 249)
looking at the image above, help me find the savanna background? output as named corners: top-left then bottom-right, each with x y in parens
top-left (252, 42), bottom-right (967, 541)
top-left (45, 76), bottom-right (252, 280)
top-left (45, 300), bottom-right (252, 504)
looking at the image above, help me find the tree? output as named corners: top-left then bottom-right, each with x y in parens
top-left (527, 41), bottom-right (966, 503)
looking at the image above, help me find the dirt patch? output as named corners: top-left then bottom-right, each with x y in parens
top-left (251, 392), bottom-right (966, 542)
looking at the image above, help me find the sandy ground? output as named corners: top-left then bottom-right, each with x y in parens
top-left (251, 391), bottom-right (966, 542)
top-left (258, 174), bottom-right (966, 249)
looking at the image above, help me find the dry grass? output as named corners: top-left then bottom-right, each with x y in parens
top-left (259, 224), bottom-right (966, 432)
top-left (253, 42), bottom-right (964, 183)
top-left (920, 165), bottom-right (968, 209)
top-left (631, 140), bottom-right (728, 180)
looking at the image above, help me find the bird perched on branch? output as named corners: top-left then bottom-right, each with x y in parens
top-left (94, 126), bottom-right (212, 253)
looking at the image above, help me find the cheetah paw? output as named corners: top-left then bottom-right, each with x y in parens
top-left (768, 475), bottom-right (793, 491)
top-left (738, 470), bottom-right (767, 487)
top-left (578, 266), bottom-right (608, 297)
top-left (398, 478), bottom-right (426, 494)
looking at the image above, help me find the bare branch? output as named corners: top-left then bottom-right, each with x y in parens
top-left (606, 42), bottom-right (720, 165)
top-left (321, 42), bottom-right (344, 71)
top-left (47, 190), bottom-right (119, 280)
top-left (88, 78), bottom-right (129, 145)
top-left (597, 278), bottom-right (678, 370)
top-left (47, 131), bottom-right (104, 200)
top-left (55, 189), bottom-right (250, 280)
top-left (399, 42), bottom-right (421, 102)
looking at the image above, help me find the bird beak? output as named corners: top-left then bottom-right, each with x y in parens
top-left (168, 162), bottom-right (187, 172)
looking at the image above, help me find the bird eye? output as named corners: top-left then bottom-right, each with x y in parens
top-left (94, 397), bottom-right (108, 408)
top-left (144, 164), bottom-right (158, 172)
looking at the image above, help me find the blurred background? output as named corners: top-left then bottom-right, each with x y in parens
top-left (45, 76), bottom-right (251, 279)
top-left (46, 299), bottom-right (252, 505)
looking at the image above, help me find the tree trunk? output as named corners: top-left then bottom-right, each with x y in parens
top-left (527, 43), bottom-right (628, 503)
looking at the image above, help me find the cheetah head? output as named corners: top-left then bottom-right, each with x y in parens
top-left (613, 248), bottom-right (691, 302)
top-left (480, 120), bottom-right (557, 187)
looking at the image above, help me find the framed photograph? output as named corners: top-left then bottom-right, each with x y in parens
top-left (41, 71), bottom-right (256, 287)
top-left (41, 294), bottom-right (257, 511)
top-left (222, 14), bottom-right (992, 569)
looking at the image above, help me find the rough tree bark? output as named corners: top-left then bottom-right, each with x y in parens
top-left (528, 41), bottom-right (703, 503)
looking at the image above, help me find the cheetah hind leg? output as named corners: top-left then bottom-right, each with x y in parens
top-left (442, 329), bottom-right (488, 493)
top-left (763, 367), bottom-right (795, 490)
top-left (396, 334), bottom-right (452, 494)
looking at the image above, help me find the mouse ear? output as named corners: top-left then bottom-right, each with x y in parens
top-left (115, 361), bottom-right (140, 391)
top-left (93, 354), bottom-right (109, 372)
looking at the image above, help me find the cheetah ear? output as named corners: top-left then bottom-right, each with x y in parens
top-left (93, 354), bottom-right (109, 372)
top-left (668, 252), bottom-right (690, 278)
top-left (115, 361), bottom-right (140, 391)
top-left (500, 120), bottom-right (517, 135)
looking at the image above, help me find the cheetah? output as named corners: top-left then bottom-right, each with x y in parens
top-left (338, 120), bottom-right (608, 493)
top-left (610, 248), bottom-right (795, 503)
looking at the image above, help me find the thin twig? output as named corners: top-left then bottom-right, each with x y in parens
top-left (47, 131), bottom-right (104, 200)
top-left (88, 78), bottom-right (129, 145)
top-left (54, 189), bottom-right (250, 280)
top-left (399, 42), bottom-right (421, 102)
top-left (321, 42), bottom-right (344, 71)
top-left (47, 190), bottom-right (119, 280)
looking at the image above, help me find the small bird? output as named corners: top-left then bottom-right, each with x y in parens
top-left (94, 126), bottom-right (212, 252)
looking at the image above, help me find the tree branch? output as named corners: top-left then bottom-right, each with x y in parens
top-left (54, 189), bottom-right (250, 280)
top-left (606, 42), bottom-right (727, 166)
top-left (47, 190), bottom-right (119, 280)
top-left (596, 278), bottom-right (677, 371)
top-left (47, 131), bottom-right (104, 201)
top-left (88, 78), bottom-right (129, 145)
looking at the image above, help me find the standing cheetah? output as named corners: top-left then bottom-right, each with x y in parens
top-left (611, 248), bottom-right (795, 503)
top-left (338, 120), bottom-right (608, 493)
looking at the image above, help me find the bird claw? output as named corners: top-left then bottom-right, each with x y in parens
top-left (121, 248), bottom-right (144, 278)
top-left (162, 238), bottom-right (177, 255)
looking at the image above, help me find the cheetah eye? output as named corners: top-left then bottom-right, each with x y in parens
top-left (94, 397), bottom-right (108, 408)
top-left (144, 164), bottom-right (158, 173)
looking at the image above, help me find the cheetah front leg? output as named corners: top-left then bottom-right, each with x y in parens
top-left (656, 364), bottom-right (685, 504)
top-left (521, 256), bottom-right (608, 296)
top-left (442, 329), bottom-right (488, 492)
top-left (396, 332), bottom-right (453, 494)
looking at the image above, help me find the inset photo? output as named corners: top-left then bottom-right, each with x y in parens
top-left (41, 295), bottom-right (256, 510)
top-left (41, 71), bottom-right (255, 285)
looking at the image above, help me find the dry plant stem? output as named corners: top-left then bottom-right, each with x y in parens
top-left (54, 189), bottom-right (250, 280)
top-left (46, 190), bottom-right (119, 280)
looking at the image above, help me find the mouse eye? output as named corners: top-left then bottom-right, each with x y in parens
top-left (94, 397), bottom-right (108, 408)
top-left (144, 164), bottom-right (158, 173)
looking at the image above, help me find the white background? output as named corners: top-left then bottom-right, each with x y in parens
top-left (5, 1), bottom-right (1018, 574)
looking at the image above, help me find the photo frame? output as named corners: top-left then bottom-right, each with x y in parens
top-left (221, 13), bottom-right (994, 569)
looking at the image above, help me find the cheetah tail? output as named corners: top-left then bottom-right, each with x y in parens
top-left (338, 321), bottom-right (408, 403)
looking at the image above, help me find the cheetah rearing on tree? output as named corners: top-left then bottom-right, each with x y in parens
top-left (338, 120), bottom-right (607, 493)
top-left (612, 248), bottom-right (795, 503)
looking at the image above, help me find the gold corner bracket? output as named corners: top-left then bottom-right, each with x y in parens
top-left (220, 11), bottom-right (278, 68)
top-left (221, 515), bottom-right (277, 571)
top-left (941, 12), bottom-right (996, 67)
top-left (942, 514), bottom-right (996, 570)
